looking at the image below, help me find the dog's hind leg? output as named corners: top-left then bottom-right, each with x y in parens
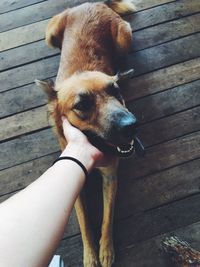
top-left (99, 162), bottom-right (118, 267)
top-left (75, 193), bottom-right (100, 267)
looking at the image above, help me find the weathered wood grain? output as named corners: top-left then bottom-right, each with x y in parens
top-left (119, 131), bottom-right (200, 180)
top-left (0, 40), bottom-right (58, 72)
top-left (1, 32), bottom-right (200, 93)
top-left (126, 33), bottom-right (200, 76)
top-left (1, 57), bottom-right (199, 118)
top-left (0, 128), bottom-right (60, 171)
top-left (57, 221), bottom-right (200, 267)
top-left (115, 192), bottom-right (200, 247)
top-left (132, 13), bottom-right (200, 52)
top-left (128, 79), bottom-right (200, 124)
top-left (0, 0), bottom-right (46, 14)
top-left (124, 57), bottom-right (200, 101)
top-left (138, 106), bottom-right (200, 147)
top-left (0, 0), bottom-right (175, 33)
top-left (1, 127), bottom-right (200, 201)
top-left (128, 0), bottom-right (200, 31)
top-left (0, 19), bottom-right (48, 52)
top-left (0, 82), bottom-right (48, 118)
top-left (2, 12), bottom-right (200, 72)
top-left (0, 55), bottom-right (60, 92)
top-left (114, 221), bottom-right (200, 267)
top-left (0, 152), bottom-right (58, 196)
top-left (0, 0), bottom-right (89, 32)
top-left (117, 157), bottom-right (200, 216)
top-left (1, 80), bottom-right (200, 143)
top-left (0, 0), bottom-right (197, 52)
top-left (0, 106), bottom-right (49, 141)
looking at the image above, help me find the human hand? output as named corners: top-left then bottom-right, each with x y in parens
top-left (61, 117), bottom-right (112, 171)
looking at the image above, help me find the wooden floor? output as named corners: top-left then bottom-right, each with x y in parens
top-left (0, 0), bottom-right (200, 266)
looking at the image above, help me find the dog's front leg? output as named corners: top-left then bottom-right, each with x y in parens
top-left (99, 160), bottom-right (118, 267)
top-left (75, 192), bottom-right (100, 267)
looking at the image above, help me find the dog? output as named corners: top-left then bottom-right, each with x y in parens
top-left (36, 1), bottom-right (139, 266)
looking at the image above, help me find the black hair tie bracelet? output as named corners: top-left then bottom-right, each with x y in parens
top-left (53, 156), bottom-right (89, 179)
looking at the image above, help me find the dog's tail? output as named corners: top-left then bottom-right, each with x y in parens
top-left (105, 0), bottom-right (136, 15)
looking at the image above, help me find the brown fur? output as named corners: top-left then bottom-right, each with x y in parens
top-left (37, 1), bottom-right (135, 266)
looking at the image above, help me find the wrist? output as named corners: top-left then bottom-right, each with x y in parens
top-left (60, 143), bottom-right (97, 173)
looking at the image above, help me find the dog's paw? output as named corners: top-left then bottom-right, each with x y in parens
top-left (84, 247), bottom-right (100, 267)
top-left (99, 238), bottom-right (115, 267)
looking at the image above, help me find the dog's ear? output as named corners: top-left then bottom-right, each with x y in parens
top-left (46, 10), bottom-right (69, 49)
top-left (114, 69), bottom-right (135, 82)
top-left (35, 79), bottom-right (57, 101)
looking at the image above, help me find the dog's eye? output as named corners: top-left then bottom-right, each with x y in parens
top-left (107, 84), bottom-right (123, 103)
top-left (73, 94), bottom-right (93, 112)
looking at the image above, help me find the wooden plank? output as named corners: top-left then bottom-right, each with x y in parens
top-left (138, 106), bottom-right (200, 147)
top-left (133, 0), bottom-right (174, 11)
top-left (1, 82), bottom-right (200, 144)
top-left (126, 33), bottom-right (200, 76)
top-left (117, 157), bottom-right (200, 215)
top-left (1, 57), bottom-right (199, 119)
top-left (128, 79), bottom-right (200, 124)
top-left (1, 105), bottom-right (199, 199)
top-left (0, 128), bottom-right (60, 171)
top-left (115, 192), bottom-right (200, 247)
top-left (0, 0), bottom-right (175, 33)
top-left (119, 131), bottom-right (200, 180)
top-left (0, 55), bottom-right (60, 92)
top-left (1, 125), bottom-right (200, 194)
top-left (0, 40), bottom-right (58, 72)
top-left (124, 57), bottom-right (200, 101)
top-left (0, 153), bottom-right (58, 196)
top-left (0, 82), bottom-right (48, 118)
top-left (0, 0), bottom-right (197, 52)
top-left (132, 13), bottom-right (200, 52)
top-left (0, 105), bottom-right (199, 211)
top-left (0, 0), bottom-right (80, 33)
top-left (128, 0), bottom-right (200, 31)
top-left (2, 12), bottom-right (200, 72)
top-left (1, 32), bottom-right (200, 93)
top-left (0, 0), bottom-right (46, 14)
top-left (114, 221), bottom-right (200, 267)
top-left (57, 221), bottom-right (200, 267)
top-left (0, 19), bottom-right (48, 52)
top-left (0, 106), bottom-right (49, 141)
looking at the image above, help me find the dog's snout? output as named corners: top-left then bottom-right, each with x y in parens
top-left (119, 114), bottom-right (137, 141)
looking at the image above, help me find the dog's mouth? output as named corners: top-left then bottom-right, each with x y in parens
top-left (82, 130), bottom-right (145, 158)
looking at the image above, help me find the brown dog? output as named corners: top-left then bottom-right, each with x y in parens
top-left (36, 1), bottom-right (137, 266)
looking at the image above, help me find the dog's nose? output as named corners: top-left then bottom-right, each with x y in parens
top-left (119, 114), bottom-right (137, 141)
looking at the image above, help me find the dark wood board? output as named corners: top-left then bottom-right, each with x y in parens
top-left (0, 0), bottom-right (173, 32)
top-left (56, 221), bottom-right (200, 267)
top-left (1, 57), bottom-right (200, 118)
top-left (126, 33), bottom-right (200, 76)
top-left (119, 131), bottom-right (200, 180)
top-left (1, 12), bottom-right (200, 72)
top-left (0, 0), bottom-right (197, 52)
top-left (1, 80), bottom-right (200, 142)
top-left (117, 157), bottom-right (200, 214)
top-left (124, 57), bottom-right (200, 101)
top-left (1, 32), bottom-right (200, 93)
top-left (128, 79), bottom-right (200, 124)
top-left (0, 128), bottom-right (60, 171)
top-left (0, 0), bottom-right (46, 14)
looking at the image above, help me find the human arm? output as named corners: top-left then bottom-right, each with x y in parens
top-left (0, 118), bottom-right (104, 267)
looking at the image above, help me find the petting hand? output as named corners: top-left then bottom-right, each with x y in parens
top-left (61, 117), bottom-right (112, 171)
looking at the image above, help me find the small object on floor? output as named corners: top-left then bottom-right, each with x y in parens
top-left (49, 255), bottom-right (64, 267)
top-left (162, 236), bottom-right (200, 267)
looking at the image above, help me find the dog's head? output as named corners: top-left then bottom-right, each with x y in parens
top-left (36, 70), bottom-right (143, 157)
